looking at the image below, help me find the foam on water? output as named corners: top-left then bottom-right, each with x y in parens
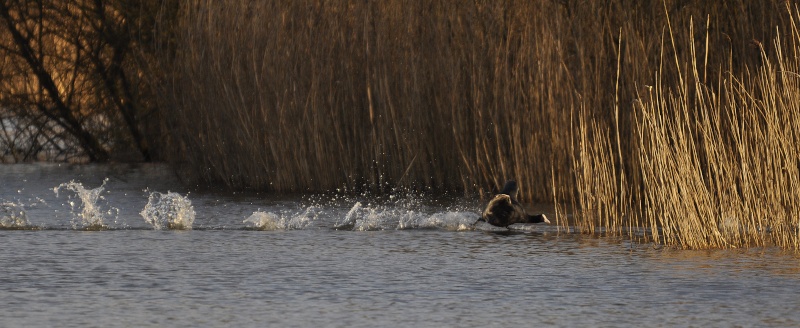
top-left (334, 201), bottom-right (392, 230)
top-left (334, 201), bottom-right (389, 230)
top-left (333, 201), bottom-right (363, 229)
top-left (54, 179), bottom-right (117, 230)
top-left (243, 207), bottom-right (316, 230)
top-left (243, 211), bottom-right (281, 230)
top-left (334, 201), bottom-right (480, 231)
top-left (399, 211), bottom-right (479, 231)
top-left (0, 201), bottom-right (32, 229)
top-left (140, 191), bottom-right (195, 230)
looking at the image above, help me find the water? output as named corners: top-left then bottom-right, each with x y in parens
top-left (1, 164), bottom-right (799, 327)
top-left (141, 191), bottom-right (196, 230)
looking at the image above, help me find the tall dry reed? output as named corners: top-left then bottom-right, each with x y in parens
top-left (572, 5), bottom-right (800, 249)
top-left (157, 0), bottom-right (616, 197)
top-left (156, 0), bottom-right (800, 248)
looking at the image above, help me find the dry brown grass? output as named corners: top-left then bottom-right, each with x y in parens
top-left (156, 1), bottom-right (800, 249)
top-left (571, 4), bottom-right (800, 249)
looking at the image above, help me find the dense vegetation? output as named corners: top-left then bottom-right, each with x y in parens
top-left (2, 1), bottom-right (800, 248)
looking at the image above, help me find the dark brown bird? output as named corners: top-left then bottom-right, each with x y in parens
top-left (477, 180), bottom-right (550, 227)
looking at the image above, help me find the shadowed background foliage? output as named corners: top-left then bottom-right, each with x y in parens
top-left (157, 0), bottom-right (789, 199)
top-left (0, 0), bottom-right (174, 162)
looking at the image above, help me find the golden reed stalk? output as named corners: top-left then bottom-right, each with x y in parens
top-left (156, 1), bottom-right (800, 249)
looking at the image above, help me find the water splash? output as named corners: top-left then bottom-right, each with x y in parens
top-left (0, 201), bottom-right (33, 229)
top-left (54, 179), bottom-right (116, 230)
top-left (335, 200), bottom-right (414, 230)
top-left (334, 202), bottom-right (378, 230)
top-left (399, 211), bottom-right (479, 231)
top-left (243, 211), bottom-right (281, 230)
top-left (141, 191), bottom-right (195, 230)
top-left (243, 207), bottom-right (316, 230)
top-left (335, 201), bottom-right (479, 231)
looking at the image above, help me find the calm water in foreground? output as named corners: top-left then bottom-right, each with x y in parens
top-left (1, 164), bottom-right (799, 327)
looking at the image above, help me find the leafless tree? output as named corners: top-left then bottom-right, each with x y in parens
top-left (0, 0), bottom-right (172, 162)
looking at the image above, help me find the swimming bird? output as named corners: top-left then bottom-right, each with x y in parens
top-left (477, 180), bottom-right (550, 227)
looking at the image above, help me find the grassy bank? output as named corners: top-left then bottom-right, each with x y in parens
top-left (156, 1), bottom-right (800, 248)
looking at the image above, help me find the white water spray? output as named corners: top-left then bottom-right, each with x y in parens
top-left (0, 201), bottom-right (31, 229)
top-left (243, 207), bottom-right (316, 230)
top-left (335, 201), bottom-right (478, 231)
top-left (54, 179), bottom-right (116, 230)
top-left (140, 191), bottom-right (195, 230)
top-left (399, 211), bottom-right (478, 231)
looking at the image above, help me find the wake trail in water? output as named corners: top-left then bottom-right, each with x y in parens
top-left (243, 207), bottom-right (316, 230)
top-left (8, 173), bottom-right (516, 232)
top-left (333, 201), bottom-right (480, 231)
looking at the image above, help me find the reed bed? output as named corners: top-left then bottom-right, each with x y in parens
top-left (572, 6), bottom-right (800, 249)
top-left (158, 0), bottom-right (597, 197)
top-left (156, 1), bottom-right (800, 249)
top-left (640, 30), bottom-right (800, 249)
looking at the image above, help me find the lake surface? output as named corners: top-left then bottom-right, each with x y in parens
top-left (1, 164), bottom-right (799, 327)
